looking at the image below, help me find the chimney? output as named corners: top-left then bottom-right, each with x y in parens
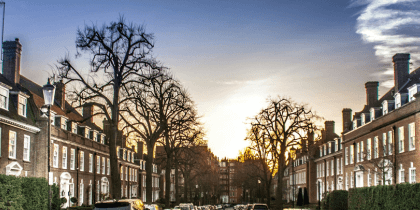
top-left (55, 80), bottom-right (66, 110)
top-left (82, 104), bottom-right (94, 123)
top-left (365, 81), bottom-right (379, 107)
top-left (393, 53), bottom-right (410, 93)
top-left (342, 108), bottom-right (352, 133)
top-left (2, 38), bottom-right (22, 84)
top-left (325, 121), bottom-right (335, 140)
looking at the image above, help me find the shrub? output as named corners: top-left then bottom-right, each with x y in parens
top-left (296, 188), bottom-right (303, 206)
top-left (328, 190), bottom-right (348, 210)
top-left (303, 187), bottom-right (309, 205)
top-left (71, 197), bottom-right (78, 204)
top-left (320, 192), bottom-right (330, 210)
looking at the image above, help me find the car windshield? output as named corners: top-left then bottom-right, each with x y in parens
top-left (253, 205), bottom-right (267, 210)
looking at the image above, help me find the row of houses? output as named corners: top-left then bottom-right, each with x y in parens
top-left (282, 53), bottom-right (420, 203)
top-left (0, 38), bottom-right (161, 208)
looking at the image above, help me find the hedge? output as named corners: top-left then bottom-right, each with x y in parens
top-left (328, 190), bottom-right (348, 210)
top-left (0, 174), bottom-right (61, 210)
top-left (348, 183), bottom-right (420, 210)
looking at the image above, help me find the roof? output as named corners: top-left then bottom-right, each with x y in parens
top-left (353, 66), bottom-right (420, 119)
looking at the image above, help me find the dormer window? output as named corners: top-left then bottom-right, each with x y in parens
top-left (127, 151), bottom-right (131, 162)
top-left (85, 127), bottom-right (90, 139)
top-left (328, 142), bottom-right (332, 154)
top-left (123, 149), bottom-right (127, 160)
top-left (319, 146), bottom-right (322, 157)
top-left (0, 85), bottom-right (9, 110)
top-left (117, 146), bottom-right (120, 159)
top-left (408, 84), bottom-right (420, 102)
top-left (100, 134), bottom-right (105, 144)
top-left (132, 153), bottom-right (135, 163)
top-left (90, 130), bottom-right (98, 141)
top-left (395, 93), bottom-right (401, 108)
top-left (71, 122), bottom-right (78, 134)
top-left (324, 145), bottom-right (327, 155)
top-left (335, 139), bottom-right (338, 151)
top-left (18, 94), bottom-right (28, 117)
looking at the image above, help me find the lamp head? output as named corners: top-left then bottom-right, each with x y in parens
top-left (42, 78), bottom-right (56, 106)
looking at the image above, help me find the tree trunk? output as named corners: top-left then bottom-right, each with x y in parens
top-left (165, 153), bottom-right (172, 207)
top-left (275, 156), bottom-right (284, 210)
top-left (175, 163), bottom-right (180, 204)
top-left (266, 181), bottom-right (271, 207)
top-left (146, 143), bottom-right (154, 203)
top-left (109, 122), bottom-right (121, 199)
top-left (184, 173), bottom-right (189, 202)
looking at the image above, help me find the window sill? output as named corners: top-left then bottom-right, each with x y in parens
top-left (23, 160), bottom-right (30, 163)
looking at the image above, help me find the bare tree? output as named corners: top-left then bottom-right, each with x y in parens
top-left (251, 97), bottom-right (319, 210)
top-left (243, 124), bottom-right (278, 207)
top-left (57, 17), bottom-right (158, 199)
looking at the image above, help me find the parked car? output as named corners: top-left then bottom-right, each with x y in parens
top-left (94, 199), bottom-right (144, 210)
top-left (145, 204), bottom-right (160, 210)
top-left (251, 204), bottom-right (268, 210)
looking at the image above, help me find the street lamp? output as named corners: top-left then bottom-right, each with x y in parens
top-left (257, 179), bottom-right (261, 203)
top-left (43, 78), bottom-right (55, 210)
top-left (290, 147), bottom-right (297, 208)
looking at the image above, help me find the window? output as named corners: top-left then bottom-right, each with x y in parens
top-left (336, 158), bottom-right (340, 175)
top-left (335, 139), bottom-right (338, 152)
top-left (341, 158), bottom-right (343, 174)
top-left (97, 156), bottom-right (101, 174)
top-left (23, 135), bottom-right (30, 161)
top-left (331, 160), bottom-right (334, 176)
top-left (356, 142), bottom-right (360, 162)
top-left (408, 84), bottom-right (419, 102)
top-left (350, 174), bottom-right (354, 188)
top-left (0, 86), bottom-right (9, 110)
top-left (101, 135), bottom-right (105, 144)
top-left (121, 166), bottom-right (124, 181)
top-left (345, 173), bottom-right (348, 190)
top-left (117, 146), bottom-right (120, 159)
top-left (18, 95), bottom-right (27, 117)
top-left (329, 142), bottom-right (332, 154)
top-left (324, 145), bottom-right (327, 155)
top-left (80, 151), bottom-right (84, 171)
top-left (350, 145), bottom-right (354, 164)
top-left (79, 180), bottom-right (84, 206)
top-left (374, 136), bottom-right (379, 158)
top-left (107, 158), bottom-right (110, 175)
top-left (399, 126), bottom-right (404, 153)
top-left (8, 131), bottom-right (16, 158)
top-left (132, 153), bottom-right (135, 163)
top-left (409, 162), bottom-right (416, 184)
top-left (368, 170), bottom-right (371, 187)
top-left (319, 146), bottom-right (322, 157)
top-left (102, 157), bottom-right (105, 174)
top-left (127, 151), bottom-right (131, 162)
top-left (367, 138), bottom-right (371, 160)
top-left (383, 133), bottom-right (387, 156)
top-left (409, 123), bottom-right (415, 151)
top-left (72, 122), bottom-right (78, 134)
top-left (327, 161), bottom-right (329, 176)
top-left (400, 164), bottom-right (405, 183)
top-left (395, 93), bottom-right (401, 108)
top-left (89, 153), bottom-right (93, 173)
top-left (345, 147), bottom-right (348, 165)
top-left (70, 149), bottom-right (75, 170)
top-left (388, 131), bottom-right (393, 155)
top-left (126, 166), bottom-right (128, 181)
top-left (123, 149), bottom-right (127, 160)
top-left (360, 142), bottom-right (364, 161)
top-left (62, 146), bottom-right (67, 169)
top-left (382, 101), bottom-right (388, 115)
top-left (53, 144), bottom-right (59, 168)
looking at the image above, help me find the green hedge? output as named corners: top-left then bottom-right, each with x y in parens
top-left (348, 183), bottom-right (420, 209)
top-left (0, 174), bottom-right (61, 210)
top-left (320, 192), bottom-right (330, 210)
top-left (328, 190), bottom-right (348, 210)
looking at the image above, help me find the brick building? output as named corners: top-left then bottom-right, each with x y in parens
top-left (0, 38), bottom-right (160, 207)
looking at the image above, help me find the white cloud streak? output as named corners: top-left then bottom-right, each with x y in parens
top-left (353, 0), bottom-right (420, 87)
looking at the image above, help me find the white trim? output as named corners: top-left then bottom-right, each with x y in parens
top-left (6, 161), bottom-right (23, 176)
top-left (0, 115), bottom-right (40, 133)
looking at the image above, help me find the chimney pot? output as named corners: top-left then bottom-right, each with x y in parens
top-left (342, 108), bottom-right (352, 133)
top-left (365, 81), bottom-right (379, 107)
top-left (2, 39), bottom-right (22, 84)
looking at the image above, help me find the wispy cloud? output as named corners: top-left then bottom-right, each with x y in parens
top-left (352, 0), bottom-right (420, 87)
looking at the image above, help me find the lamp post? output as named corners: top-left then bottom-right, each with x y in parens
top-left (43, 78), bottom-right (56, 210)
top-left (290, 147), bottom-right (296, 208)
top-left (257, 179), bottom-right (261, 203)
top-left (318, 181), bottom-right (321, 210)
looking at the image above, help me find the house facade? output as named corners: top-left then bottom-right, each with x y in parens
top-left (0, 38), bottom-right (160, 207)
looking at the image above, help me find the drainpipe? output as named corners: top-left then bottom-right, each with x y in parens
top-left (333, 156), bottom-right (337, 190)
top-left (353, 142), bottom-right (356, 188)
top-left (393, 126), bottom-right (397, 185)
top-left (76, 147), bottom-right (79, 203)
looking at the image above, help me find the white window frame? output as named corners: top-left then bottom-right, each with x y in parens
top-left (409, 122), bottom-right (415, 151)
top-left (408, 84), bottom-right (419, 102)
top-left (350, 145), bottom-right (354, 164)
top-left (89, 153), bottom-right (93, 173)
top-left (70, 148), bottom-right (75, 170)
top-left (80, 151), bottom-right (84, 172)
top-left (383, 133), bottom-right (387, 156)
top-left (399, 126), bottom-right (404, 153)
top-left (382, 101), bottom-right (388, 115)
top-left (400, 164), bottom-right (405, 183)
top-left (368, 169), bottom-right (371, 187)
top-left (107, 158), bottom-right (110, 175)
top-left (18, 94), bottom-right (27, 117)
top-left (374, 136), bottom-right (379, 158)
top-left (326, 161), bottom-right (329, 177)
top-left (97, 156), bottom-right (101, 174)
top-left (360, 142), bottom-right (364, 161)
top-left (102, 157), bottom-right (105, 174)
top-left (356, 142), bottom-right (360, 162)
top-left (345, 147), bottom-right (348, 165)
top-left (0, 86), bottom-right (9, 110)
top-left (79, 180), bottom-right (84, 206)
top-left (367, 138), bottom-right (371, 160)
top-left (23, 135), bottom-right (30, 161)
top-left (8, 130), bottom-right (16, 159)
top-left (331, 160), bottom-right (334, 176)
top-left (388, 131), bottom-right (393, 155)
top-left (395, 93), bottom-right (401, 108)
top-left (53, 143), bottom-right (59, 168)
top-left (409, 162), bottom-right (416, 184)
top-left (62, 146), bottom-right (67, 169)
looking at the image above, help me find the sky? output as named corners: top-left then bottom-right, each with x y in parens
top-left (3, 0), bottom-right (420, 159)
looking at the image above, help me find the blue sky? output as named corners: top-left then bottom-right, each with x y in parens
top-left (4, 0), bottom-right (420, 158)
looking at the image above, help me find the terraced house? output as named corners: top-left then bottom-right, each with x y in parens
top-left (0, 38), bottom-right (160, 207)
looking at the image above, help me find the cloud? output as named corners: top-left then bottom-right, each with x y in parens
top-left (352, 0), bottom-right (420, 86)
